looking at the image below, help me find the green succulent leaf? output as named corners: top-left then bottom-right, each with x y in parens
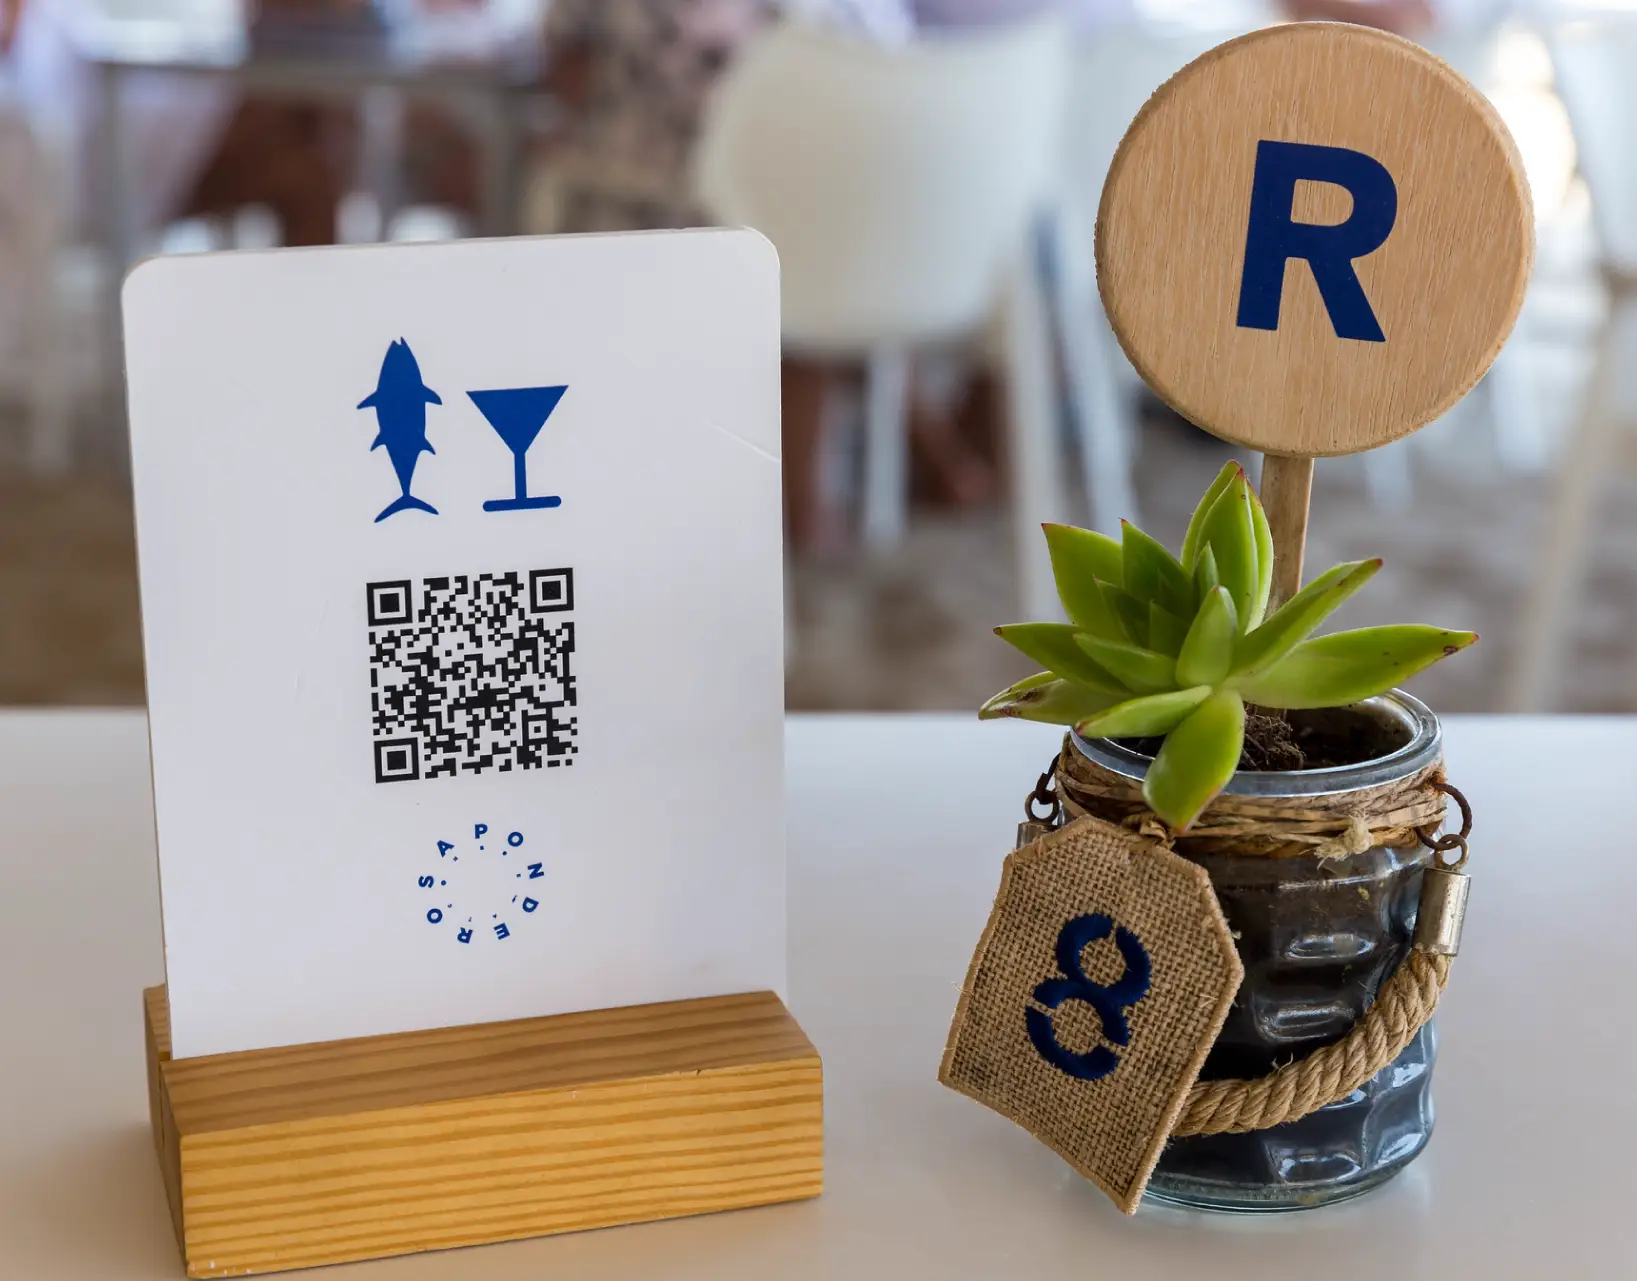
top-left (1193, 544), bottom-right (1220, 601)
top-left (1248, 480), bottom-right (1275, 628)
top-left (1143, 691), bottom-right (1246, 830)
top-left (1044, 522), bottom-right (1122, 584)
top-left (1196, 470), bottom-right (1260, 627)
top-left (1074, 686), bottom-right (1213, 739)
top-left (1102, 585), bottom-right (1151, 649)
top-left (994, 623), bottom-right (1128, 694)
top-left (1147, 602), bottom-right (1192, 657)
top-left (1043, 525), bottom-right (1127, 640)
top-left (1238, 627), bottom-right (1479, 709)
top-left (1122, 520), bottom-right (1196, 619)
top-left (1076, 634), bottom-right (1178, 695)
top-left (979, 671), bottom-right (1126, 724)
top-left (1230, 558), bottom-right (1382, 680)
top-left (991, 465), bottom-right (1477, 825)
top-left (1181, 462), bottom-right (1240, 571)
top-left (1176, 585), bottom-right (1239, 687)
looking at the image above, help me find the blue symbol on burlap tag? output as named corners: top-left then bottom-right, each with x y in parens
top-left (1026, 913), bottom-right (1152, 1081)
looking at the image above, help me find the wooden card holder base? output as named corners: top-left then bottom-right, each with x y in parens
top-left (143, 987), bottom-right (823, 1278)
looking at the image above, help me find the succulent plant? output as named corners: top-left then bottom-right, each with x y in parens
top-left (981, 462), bottom-right (1475, 830)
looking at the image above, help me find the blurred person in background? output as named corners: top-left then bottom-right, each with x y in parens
top-left (537, 0), bottom-right (775, 233)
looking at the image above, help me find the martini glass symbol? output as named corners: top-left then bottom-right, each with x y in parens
top-left (467, 385), bottom-right (568, 512)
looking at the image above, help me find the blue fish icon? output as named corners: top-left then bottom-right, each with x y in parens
top-left (359, 338), bottom-right (442, 522)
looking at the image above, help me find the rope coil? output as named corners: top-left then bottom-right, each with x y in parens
top-left (1173, 951), bottom-right (1450, 1136)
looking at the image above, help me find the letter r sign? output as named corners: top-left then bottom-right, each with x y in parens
top-left (1236, 141), bottom-right (1398, 343)
top-left (1094, 22), bottom-right (1533, 456)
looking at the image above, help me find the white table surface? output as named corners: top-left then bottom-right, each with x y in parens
top-left (2, 710), bottom-right (1633, 1279)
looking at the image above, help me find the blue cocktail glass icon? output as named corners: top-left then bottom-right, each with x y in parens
top-left (467, 385), bottom-right (568, 512)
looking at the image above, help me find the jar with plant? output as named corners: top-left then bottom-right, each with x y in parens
top-left (976, 463), bottom-right (1472, 1209)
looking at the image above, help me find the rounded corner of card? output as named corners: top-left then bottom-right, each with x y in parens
top-left (121, 253), bottom-right (178, 322)
top-left (722, 226), bottom-right (780, 278)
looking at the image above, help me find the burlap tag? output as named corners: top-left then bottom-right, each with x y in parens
top-left (940, 815), bottom-right (1244, 1213)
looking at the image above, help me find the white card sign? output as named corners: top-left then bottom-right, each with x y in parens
top-left (124, 229), bottom-right (787, 1059)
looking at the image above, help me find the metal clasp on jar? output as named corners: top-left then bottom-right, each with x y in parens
top-left (1413, 782), bottom-right (1472, 956)
top-left (1016, 764), bottom-right (1063, 849)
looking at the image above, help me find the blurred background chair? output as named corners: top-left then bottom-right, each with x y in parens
top-left (1356, 18), bottom-right (1551, 516)
top-left (1425, 22), bottom-right (1552, 482)
top-left (694, 15), bottom-right (1072, 620)
top-left (1508, 12), bottom-right (1637, 711)
top-left (1050, 18), bottom-right (1254, 537)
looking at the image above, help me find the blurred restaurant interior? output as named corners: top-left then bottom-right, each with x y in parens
top-left (0, 0), bottom-right (1634, 714)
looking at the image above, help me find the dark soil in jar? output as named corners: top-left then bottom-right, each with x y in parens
top-left (1115, 702), bottom-right (1415, 773)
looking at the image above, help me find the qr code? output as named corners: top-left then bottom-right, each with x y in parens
top-left (367, 568), bottom-right (577, 783)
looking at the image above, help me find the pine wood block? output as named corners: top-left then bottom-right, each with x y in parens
top-left (142, 986), bottom-right (823, 1278)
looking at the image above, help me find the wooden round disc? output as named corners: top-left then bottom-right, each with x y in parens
top-left (1095, 23), bottom-right (1533, 457)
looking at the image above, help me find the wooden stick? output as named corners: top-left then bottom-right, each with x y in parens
top-left (1260, 453), bottom-right (1313, 611)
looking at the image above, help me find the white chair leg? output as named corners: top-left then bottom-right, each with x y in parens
top-left (358, 86), bottom-right (405, 240)
top-left (1505, 289), bottom-right (1627, 711)
top-left (1047, 203), bottom-right (1139, 536)
top-left (1000, 247), bottom-right (1068, 622)
top-left (20, 132), bottom-right (71, 477)
top-left (1487, 331), bottom-right (1550, 473)
top-left (1362, 440), bottom-right (1414, 513)
top-left (861, 344), bottom-right (911, 550)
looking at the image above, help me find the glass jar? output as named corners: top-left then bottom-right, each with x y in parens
top-left (1070, 691), bottom-right (1442, 1212)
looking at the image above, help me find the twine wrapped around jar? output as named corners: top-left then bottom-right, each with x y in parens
top-left (1050, 736), bottom-right (1463, 1138)
top-left (1055, 735), bottom-right (1449, 861)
